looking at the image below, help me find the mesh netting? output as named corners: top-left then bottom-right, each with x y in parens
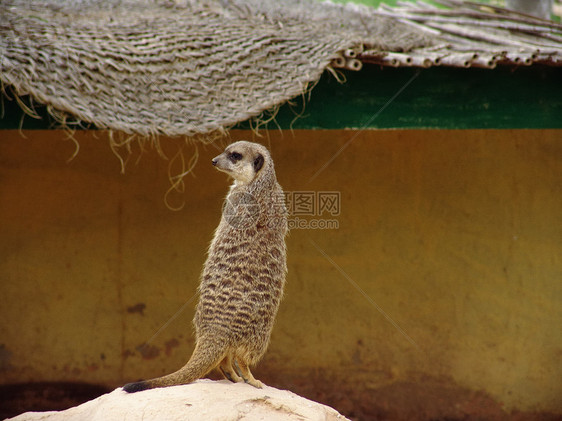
top-left (0, 0), bottom-right (432, 137)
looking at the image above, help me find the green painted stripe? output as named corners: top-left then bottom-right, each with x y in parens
top-left (1, 66), bottom-right (561, 131)
top-left (238, 66), bottom-right (562, 130)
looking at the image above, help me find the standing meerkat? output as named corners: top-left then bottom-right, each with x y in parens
top-left (124, 140), bottom-right (288, 392)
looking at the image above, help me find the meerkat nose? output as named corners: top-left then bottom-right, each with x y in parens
top-left (212, 158), bottom-right (218, 166)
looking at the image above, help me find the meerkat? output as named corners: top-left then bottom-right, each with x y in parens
top-left (123, 141), bottom-right (288, 392)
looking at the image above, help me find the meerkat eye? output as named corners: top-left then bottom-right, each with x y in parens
top-left (228, 152), bottom-right (243, 162)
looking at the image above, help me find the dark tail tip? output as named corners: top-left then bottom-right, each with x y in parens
top-left (123, 381), bottom-right (150, 393)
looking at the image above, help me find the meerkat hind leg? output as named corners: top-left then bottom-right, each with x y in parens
top-left (233, 358), bottom-right (263, 389)
top-left (219, 353), bottom-right (243, 383)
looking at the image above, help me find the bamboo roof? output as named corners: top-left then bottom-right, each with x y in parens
top-left (1, 0), bottom-right (560, 137)
top-left (356, 0), bottom-right (562, 69)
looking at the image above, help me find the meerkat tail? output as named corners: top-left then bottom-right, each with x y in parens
top-left (123, 341), bottom-right (225, 393)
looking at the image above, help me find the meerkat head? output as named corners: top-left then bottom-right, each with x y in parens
top-left (212, 141), bottom-right (270, 185)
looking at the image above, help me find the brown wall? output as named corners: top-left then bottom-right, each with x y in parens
top-left (1, 129), bottom-right (561, 417)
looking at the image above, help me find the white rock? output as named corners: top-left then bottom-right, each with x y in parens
top-left (8, 379), bottom-right (350, 421)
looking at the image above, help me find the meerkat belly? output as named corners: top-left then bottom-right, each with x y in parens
top-left (195, 232), bottom-right (285, 342)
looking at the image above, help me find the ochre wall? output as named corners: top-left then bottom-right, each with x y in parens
top-left (1, 129), bottom-right (561, 417)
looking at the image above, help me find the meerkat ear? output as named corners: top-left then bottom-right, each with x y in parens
top-left (253, 154), bottom-right (264, 172)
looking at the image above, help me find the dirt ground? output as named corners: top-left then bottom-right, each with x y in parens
top-left (0, 383), bottom-right (110, 420)
top-left (260, 370), bottom-right (562, 421)
top-left (2, 379), bottom-right (559, 421)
